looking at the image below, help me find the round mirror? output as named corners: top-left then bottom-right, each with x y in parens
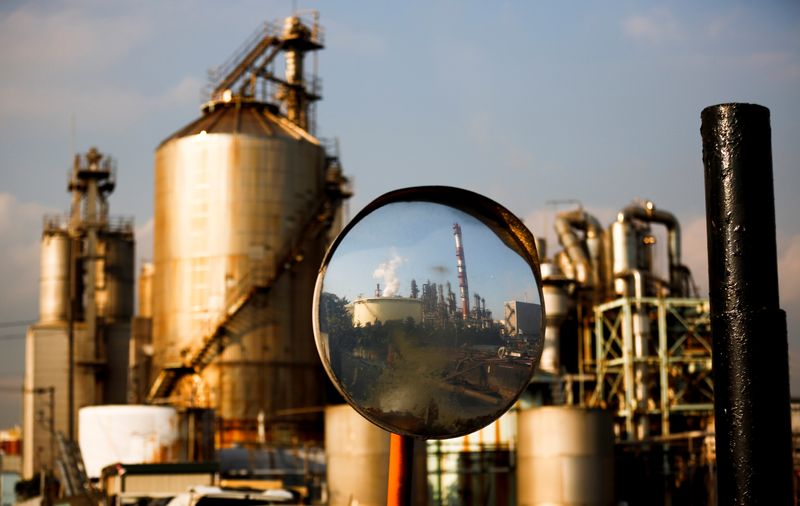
top-left (313, 186), bottom-right (544, 438)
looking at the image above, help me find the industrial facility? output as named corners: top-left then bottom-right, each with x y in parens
top-left (20, 12), bottom-right (352, 503)
top-left (10, 10), bottom-right (785, 506)
top-left (140, 12), bottom-right (351, 447)
top-left (23, 147), bottom-right (134, 480)
top-left (515, 202), bottom-right (715, 505)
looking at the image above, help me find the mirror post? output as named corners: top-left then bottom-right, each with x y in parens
top-left (386, 434), bottom-right (414, 506)
top-left (701, 103), bottom-right (793, 504)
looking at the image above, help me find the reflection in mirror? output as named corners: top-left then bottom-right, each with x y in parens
top-left (314, 191), bottom-right (543, 439)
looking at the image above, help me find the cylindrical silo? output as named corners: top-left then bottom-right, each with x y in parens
top-left (152, 100), bottom-right (336, 442)
top-left (517, 407), bottom-right (614, 506)
top-left (324, 404), bottom-right (390, 506)
top-left (39, 229), bottom-right (71, 323)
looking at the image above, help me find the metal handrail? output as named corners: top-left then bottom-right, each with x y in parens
top-left (42, 214), bottom-right (134, 234)
top-left (208, 22), bottom-right (280, 88)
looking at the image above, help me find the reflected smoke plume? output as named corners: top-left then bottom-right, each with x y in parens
top-left (373, 252), bottom-right (405, 297)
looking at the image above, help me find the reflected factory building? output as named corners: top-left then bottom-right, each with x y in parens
top-left (319, 221), bottom-right (542, 438)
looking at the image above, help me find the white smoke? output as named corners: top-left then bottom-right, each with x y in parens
top-left (373, 252), bottom-right (405, 297)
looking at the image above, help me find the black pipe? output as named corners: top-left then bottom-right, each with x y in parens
top-left (701, 103), bottom-right (793, 505)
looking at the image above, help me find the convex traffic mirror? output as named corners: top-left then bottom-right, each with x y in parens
top-left (313, 186), bottom-right (544, 438)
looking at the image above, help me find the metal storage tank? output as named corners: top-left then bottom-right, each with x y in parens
top-left (39, 228), bottom-right (71, 323)
top-left (325, 404), bottom-right (390, 506)
top-left (152, 99), bottom-right (337, 441)
top-left (350, 297), bottom-right (424, 326)
top-left (97, 231), bottom-right (135, 322)
top-left (517, 407), bottom-right (614, 506)
top-left (79, 405), bottom-right (179, 478)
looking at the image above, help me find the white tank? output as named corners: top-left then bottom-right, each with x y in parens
top-left (350, 297), bottom-right (423, 326)
top-left (517, 407), bottom-right (614, 505)
top-left (325, 404), bottom-right (390, 506)
top-left (79, 405), bottom-right (179, 478)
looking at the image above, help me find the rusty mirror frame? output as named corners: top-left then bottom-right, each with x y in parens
top-left (312, 186), bottom-right (545, 439)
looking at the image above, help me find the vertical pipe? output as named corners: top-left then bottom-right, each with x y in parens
top-left (621, 302), bottom-right (636, 439)
top-left (658, 302), bottom-right (670, 436)
top-left (701, 103), bottom-right (793, 505)
top-left (387, 433), bottom-right (414, 506)
top-left (85, 163), bottom-right (98, 366)
top-left (48, 387), bottom-right (55, 468)
top-left (67, 235), bottom-right (76, 440)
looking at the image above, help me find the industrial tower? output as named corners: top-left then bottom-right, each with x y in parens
top-left (23, 148), bottom-right (134, 478)
top-left (141, 13), bottom-right (350, 446)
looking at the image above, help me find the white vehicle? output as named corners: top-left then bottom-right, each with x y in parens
top-left (165, 486), bottom-right (299, 506)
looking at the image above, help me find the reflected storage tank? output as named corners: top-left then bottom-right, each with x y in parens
top-left (152, 100), bottom-right (334, 442)
top-left (349, 297), bottom-right (424, 326)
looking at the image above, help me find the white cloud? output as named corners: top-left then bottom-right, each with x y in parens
top-left (0, 3), bottom-right (150, 75)
top-left (623, 8), bottom-right (682, 45)
top-left (0, 3), bottom-right (202, 130)
top-left (0, 193), bottom-right (56, 322)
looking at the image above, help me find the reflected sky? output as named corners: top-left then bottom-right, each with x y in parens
top-left (323, 201), bottom-right (540, 318)
top-left (316, 200), bottom-right (543, 438)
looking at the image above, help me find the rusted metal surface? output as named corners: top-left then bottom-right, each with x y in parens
top-left (152, 100), bottom-right (340, 443)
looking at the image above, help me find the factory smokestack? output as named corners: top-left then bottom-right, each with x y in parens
top-left (453, 223), bottom-right (470, 319)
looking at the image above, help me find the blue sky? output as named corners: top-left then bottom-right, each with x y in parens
top-left (0, 0), bottom-right (798, 427)
top-left (321, 201), bottom-right (540, 318)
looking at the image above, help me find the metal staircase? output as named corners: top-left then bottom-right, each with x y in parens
top-left (207, 22), bottom-right (283, 102)
top-left (205, 15), bottom-right (324, 105)
top-left (54, 432), bottom-right (97, 501)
